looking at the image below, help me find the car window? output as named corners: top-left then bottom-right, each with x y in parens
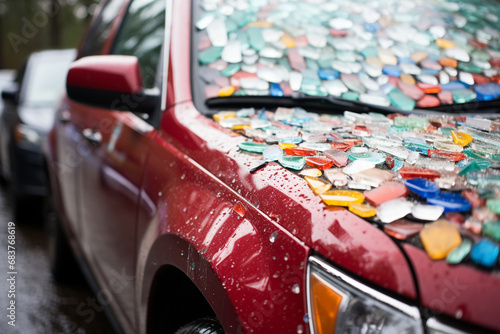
top-left (111, 0), bottom-right (166, 89)
top-left (80, 0), bottom-right (124, 57)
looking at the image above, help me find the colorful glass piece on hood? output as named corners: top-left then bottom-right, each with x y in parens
top-left (470, 239), bottom-right (499, 268)
top-left (420, 220), bottom-right (462, 260)
top-left (399, 167), bottom-right (441, 180)
top-left (446, 239), bottom-right (472, 265)
top-left (324, 149), bottom-right (348, 167)
top-left (405, 179), bottom-right (440, 198)
top-left (278, 156), bottom-right (306, 170)
top-left (412, 204), bottom-right (445, 221)
top-left (364, 182), bottom-right (408, 207)
top-left (384, 219), bottom-right (424, 240)
top-left (304, 176), bottom-right (331, 195)
top-left (348, 202), bottom-right (377, 218)
top-left (299, 169), bottom-right (322, 177)
top-left (305, 157), bottom-right (334, 170)
top-left (320, 190), bottom-right (364, 207)
top-left (263, 145), bottom-right (283, 161)
top-left (284, 146), bottom-right (317, 156)
top-left (427, 192), bottom-right (472, 213)
top-left (377, 198), bottom-right (414, 224)
top-left (238, 142), bottom-right (267, 153)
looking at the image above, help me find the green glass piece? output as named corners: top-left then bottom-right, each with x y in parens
top-left (238, 142), bottom-right (267, 153)
top-left (301, 86), bottom-right (328, 96)
top-left (471, 50), bottom-right (490, 62)
top-left (360, 47), bottom-right (378, 58)
top-left (458, 160), bottom-right (492, 176)
top-left (196, 12), bottom-right (215, 30)
top-left (278, 156), bottom-right (306, 170)
top-left (237, 30), bottom-right (249, 50)
top-left (306, 58), bottom-right (319, 71)
top-left (489, 154), bottom-right (500, 162)
top-left (341, 91), bottom-right (360, 101)
top-left (439, 127), bottom-right (455, 136)
top-left (478, 175), bottom-right (500, 188)
top-left (484, 221), bottom-right (500, 241)
top-left (463, 149), bottom-right (486, 160)
top-left (231, 10), bottom-right (251, 27)
top-left (198, 47), bottom-right (223, 65)
top-left (348, 152), bottom-right (385, 164)
top-left (452, 89), bottom-right (477, 103)
top-left (388, 89), bottom-right (416, 111)
top-left (407, 116), bottom-right (428, 131)
top-left (226, 19), bottom-right (238, 33)
top-left (457, 63), bottom-right (483, 73)
top-left (393, 116), bottom-right (408, 128)
top-left (279, 58), bottom-right (291, 71)
top-left (233, 90), bottom-right (247, 96)
top-left (487, 199), bottom-right (500, 214)
top-left (221, 63), bottom-right (241, 77)
top-left (317, 58), bottom-right (334, 69)
top-left (248, 27), bottom-right (265, 51)
top-left (446, 240), bottom-right (472, 264)
top-left (301, 73), bottom-right (321, 89)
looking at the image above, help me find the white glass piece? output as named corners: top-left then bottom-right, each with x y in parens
top-left (307, 33), bottom-right (327, 48)
top-left (196, 12), bottom-right (215, 30)
top-left (262, 28), bottom-right (284, 42)
top-left (417, 74), bottom-right (438, 85)
top-left (289, 71), bottom-right (302, 91)
top-left (207, 18), bottom-right (228, 47)
top-left (343, 160), bottom-right (376, 175)
top-left (324, 168), bottom-right (349, 187)
top-left (257, 68), bottom-right (282, 83)
top-left (445, 47), bottom-right (470, 62)
top-left (263, 145), bottom-right (283, 161)
top-left (377, 198), bottom-right (414, 224)
top-left (400, 62), bottom-right (422, 75)
top-left (429, 25), bottom-right (446, 38)
top-left (240, 77), bottom-right (269, 90)
top-left (259, 46), bottom-right (283, 59)
top-left (406, 151), bottom-right (420, 165)
top-left (299, 142), bottom-right (331, 151)
top-left (359, 93), bottom-right (390, 107)
top-left (222, 39), bottom-right (242, 63)
top-left (359, 72), bottom-right (379, 91)
top-left (412, 204), bottom-right (444, 221)
top-left (362, 61), bottom-right (382, 77)
top-left (439, 71), bottom-right (450, 85)
top-left (323, 80), bottom-right (348, 96)
top-left (329, 18), bottom-right (353, 30)
top-left (459, 72), bottom-right (474, 86)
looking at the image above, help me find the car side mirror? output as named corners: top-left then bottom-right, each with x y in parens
top-left (1, 83), bottom-right (19, 103)
top-left (66, 55), bottom-right (158, 114)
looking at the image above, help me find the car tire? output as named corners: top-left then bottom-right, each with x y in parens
top-left (44, 194), bottom-right (79, 282)
top-left (174, 318), bottom-right (225, 334)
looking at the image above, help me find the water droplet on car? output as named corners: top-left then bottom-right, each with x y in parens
top-left (269, 231), bottom-right (278, 243)
top-left (297, 324), bottom-right (304, 333)
top-left (292, 284), bottom-right (300, 294)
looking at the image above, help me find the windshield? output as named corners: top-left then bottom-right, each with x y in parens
top-left (24, 57), bottom-right (73, 107)
top-left (192, 0), bottom-right (500, 113)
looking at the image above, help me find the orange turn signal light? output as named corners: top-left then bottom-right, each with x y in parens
top-left (310, 273), bottom-right (344, 334)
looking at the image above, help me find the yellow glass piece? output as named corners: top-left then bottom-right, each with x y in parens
top-left (420, 220), bottom-right (462, 260)
top-left (400, 73), bottom-right (415, 85)
top-left (218, 86), bottom-right (235, 97)
top-left (300, 169), bottom-right (322, 177)
top-left (451, 130), bottom-right (473, 147)
top-left (280, 33), bottom-right (296, 48)
top-left (247, 20), bottom-right (274, 28)
top-left (279, 142), bottom-right (296, 149)
top-left (231, 124), bottom-right (251, 130)
top-left (310, 273), bottom-right (343, 334)
top-left (435, 38), bottom-right (455, 49)
top-left (304, 176), bottom-right (332, 195)
top-left (320, 190), bottom-right (365, 206)
top-left (213, 111), bottom-right (236, 122)
top-left (348, 202), bottom-right (377, 218)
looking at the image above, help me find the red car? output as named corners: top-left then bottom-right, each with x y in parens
top-left (44, 0), bottom-right (500, 333)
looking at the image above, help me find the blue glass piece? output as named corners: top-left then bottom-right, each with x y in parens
top-left (405, 179), bottom-right (440, 198)
top-left (382, 65), bottom-right (402, 77)
top-left (421, 68), bottom-right (440, 76)
top-left (426, 192), bottom-right (471, 213)
top-left (441, 81), bottom-right (468, 90)
top-left (427, 53), bottom-right (440, 61)
top-left (392, 159), bottom-right (404, 171)
top-left (258, 107), bottom-right (268, 120)
top-left (318, 69), bottom-right (339, 81)
top-left (398, 57), bottom-right (416, 64)
top-left (475, 83), bottom-right (500, 102)
top-left (470, 239), bottom-right (500, 268)
top-left (456, 159), bottom-right (469, 169)
top-left (280, 137), bottom-right (303, 144)
top-left (282, 118), bottom-right (307, 127)
top-left (270, 83), bottom-right (284, 97)
top-left (363, 22), bottom-right (380, 33)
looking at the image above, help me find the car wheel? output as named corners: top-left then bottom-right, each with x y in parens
top-left (44, 194), bottom-right (79, 282)
top-left (174, 318), bottom-right (225, 334)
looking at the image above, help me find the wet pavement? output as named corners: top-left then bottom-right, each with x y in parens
top-left (0, 185), bottom-right (115, 334)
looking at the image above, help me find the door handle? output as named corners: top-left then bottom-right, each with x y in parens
top-left (59, 110), bottom-right (71, 123)
top-left (82, 128), bottom-right (102, 146)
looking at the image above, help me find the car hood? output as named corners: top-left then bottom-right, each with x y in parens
top-left (166, 102), bottom-right (500, 332)
top-left (18, 105), bottom-right (56, 132)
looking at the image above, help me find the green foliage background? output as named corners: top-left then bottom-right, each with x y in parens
top-left (0, 0), bottom-right (98, 70)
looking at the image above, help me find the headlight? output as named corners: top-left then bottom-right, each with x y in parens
top-left (426, 318), bottom-right (471, 334)
top-left (14, 124), bottom-right (41, 145)
top-left (307, 256), bottom-right (424, 334)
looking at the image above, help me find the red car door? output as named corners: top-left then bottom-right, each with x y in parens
top-left (71, 0), bottom-right (165, 328)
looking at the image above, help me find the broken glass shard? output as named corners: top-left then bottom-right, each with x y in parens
top-left (207, 18), bottom-right (227, 47)
top-left (305, 157), bottom-right (333, 170)
top-left (377, 198), bottom-right (414, 224)
top-left (384, 219), bottom-right (423, 240)
top-left (304, 176), bottom-right (332, 195)
top-left (470, 239), bottom-right (499, 268)
top-left (238, 142), bottom-right (267, 153)
top-left (278, 156), bottom-right (305, 170)
top-left (364, 182), bottom-right (409, 206)
top-left (412, 204), bottom-right (444, 221)
top-left (388, 89), bottom-right (415, 111)
top-left (420, 220), bottom-right (462, 260)
top-left (446, 239), bottom-right (472, 264)
top-left (320, 190), bottom-right (364, 207)
top-left (405, 178), bottom-right (440, 198)
top-left (427, 192), bottom-right (472, 213)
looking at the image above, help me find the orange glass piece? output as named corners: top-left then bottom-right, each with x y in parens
top-left (416, 82), bottom-right (442, 94)
top-left (439, 57), bottom-right (458, 68)
top-left (330, 142), bottom-right (353, 152)
top-left (247, 20), bottom-right (273, 28)
top-left (280, 33), bottom-right (295, 48)
top-left (364, 182), bottom-right (409, 206)
top-left (492, 75), bottom-right (500, 84)
top-left (284, 146), bottom-right (317, 156)
top-left (427, 149), bottom-right (466, 162)
top-left (233, 202), bottom-right (247, 217)
top-left (400, 73), bottom-right (415, 85)
top-left (304, 176), bottom-right (332, 195)
top-left (213, 111), bottom-right (237, 122)
top-left (435, 38), bottom-right (455, 49)
top-left (420, 220), bottom-right (462, 260)
top-left (399, 167), bottom-right (441, 180)
top-left (451, 130), bottom-right (473, 146)
top-left (218, 86), bottom-right (235, 97)
top-left (349, 202), bottom-right (377, 218)
top-left (320, 190), bottom-right (364, 206)
top-left (306, 157), bottom-right (334, 170)
top-left (299, 169), bottom-right (322, 177)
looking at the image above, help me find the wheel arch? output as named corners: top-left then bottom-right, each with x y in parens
top-left (139, 234), bottom-right (242, 334)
